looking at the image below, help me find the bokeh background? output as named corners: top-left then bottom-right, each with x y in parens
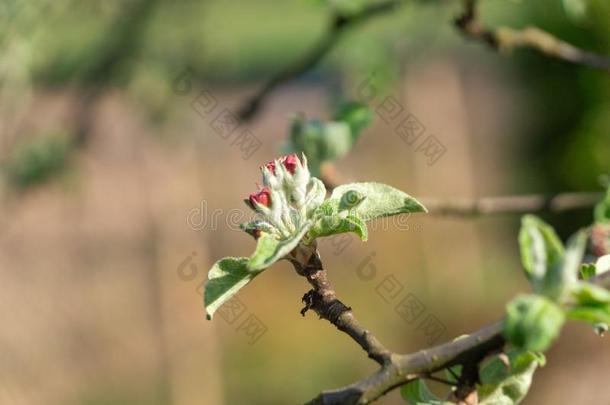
top-left (1, 0), bottom-right (609, 404)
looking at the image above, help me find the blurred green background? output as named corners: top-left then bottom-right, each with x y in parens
top-left (1, 0), bottom-right (609, 404)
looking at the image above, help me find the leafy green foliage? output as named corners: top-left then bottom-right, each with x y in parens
top-left (545, 230), bottom-right (587, 300)
top-left (204, 257), bottom-right (259, 320)
top-left (204, 155), bottom-right (427, 320)
top-left (504, 294), bottom-right (565, 352)
top-left (566, 282), bottom-right (610, 325)
top-left (329, 182), bottom-right (427, 221)
top-left (308, 213), bottom-right (368, 241)
top-left (333, 102), bottom-right (374, 137)
top-left (477, 348), bottom-right (545, 405)
top-left (286, 102), bottom-right (372, 176)
top-left (248, 224), bottom-right (312, 271)
top-left (3, 133), bottom-right (74, 189)
top-left (580, 263), bottom-right (597, 280)
top-left (518, 215), bottom-right (564, 293)
top-left (518, 216), bottom-right (587, 300)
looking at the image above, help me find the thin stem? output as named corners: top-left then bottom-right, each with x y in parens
top-left (420, 192), bottom-right (602, 217)
top-left (290, 243), bottom-right (392, 366)
top-left (236, 0), bottom-right (404, 121)
top-left (455, 0), bottom-right (610, 72)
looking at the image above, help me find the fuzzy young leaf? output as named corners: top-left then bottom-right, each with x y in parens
top-left (400, 379), bottom-right (451, 405)
top-left (249, 225), bottom-right (312, 271)
top-left (204, 257), bottom-right (258, 320)
top-left (478, 348), bottom-right (545, 405)
top-left (307, 214), bottom-right (368, 242)
top-left (544, 230), bottom-right (587, 300)
top-left (329, 182), bottom-right (427, 221)
top-left (518, 215), bottom-right (564, 292)
top-left (580, 263), bottom-right (597, 280)
top-left (504, 294), bottom-right (565, 352)
top-left (567, 282), bottom-right (610, 324)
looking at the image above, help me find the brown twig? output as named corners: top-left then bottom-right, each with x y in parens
top-left (420, 192), bottom-right (602, 217)
top-left (289, 243), bottom-right (392, 366)
top-left (237, 0), bottom-right (404, 122)
top-left (290, 242), bottom-right (610, 404)
top-left (455, 0), bottom-right (610, 72)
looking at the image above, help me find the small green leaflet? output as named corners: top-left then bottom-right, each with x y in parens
top-left (333, 102), bottom-right (373, 139)
top-left (580, 263), bottom-right (596, 280)
top-left (329, 182), bottom-right (427, 221)
top-left (477, 348), bottom-right (545, 405)
top-left (307, 214), bottom-right (368, 242)
top-left (204, 257), bottom-right (259, 320)
top-left (504, 294), bottom-right (565, 352)
top-left (249, 224), bottom-right (312, 271)
top-left (544, 230), bottom-right (587, 300)
top-left (567, 282), bottom-right (610, 324)
top-left (518, 215), bottom-right (564, 293)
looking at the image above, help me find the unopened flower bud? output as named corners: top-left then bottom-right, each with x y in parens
top-left (282, 153), bottom-right (299, 174)
top-left (248, 187), bottom-right (272, 208)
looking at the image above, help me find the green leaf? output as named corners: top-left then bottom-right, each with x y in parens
top-left (289, 117), bottom-right (354, 166)
top-left (319, 121), bottom-right (353, 161)
top-left (303, 177), bottom-right (327, 217)
top-left (248, 224), bottom-right (312, 271)
top-left (333, 102), bottom-right (373, 139)
top-left (544, 230), bottom-right (586, 300)
top-left (518, 215), bottom-right (565, 293)
top-left (504, 294), bottom-right (565, 352)
top-left (478, 348), bottom-right (545, 405)
top-left (566, 282), bottom-right (610, 324)
top-left (329, 182), bottom-right (427, 221)
top-left (400, 379), bottom-right (451, 405)
top-left (307, 214), bottom-right (368, 242)
top-left (204, 257), bottom-right (258, 320)
top-left (580, 263), bottom-right (597, 280)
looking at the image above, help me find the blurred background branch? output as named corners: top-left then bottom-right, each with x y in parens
top-left (455, 0), bottom-right (610, 72)
top-left (420, 192), bottom-right (603, 217)
top-left (236, 0), bottom-right (404, 122)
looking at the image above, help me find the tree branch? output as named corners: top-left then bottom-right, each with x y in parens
top-left (420, 192), bottom-right (602, 217)
top-left (455, 0), bottom-right (610, 72)
top-left (237, 0), bottom-right (404, 122)
top-left (294, 244), bottom-right (610, 404)
top-left (289, 243), bottom-right (392, 366)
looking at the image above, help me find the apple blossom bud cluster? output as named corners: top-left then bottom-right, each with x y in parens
top-left (242, 154), bottom-right (325, 240)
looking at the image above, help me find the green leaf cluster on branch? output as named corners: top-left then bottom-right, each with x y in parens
top-left (203, 153), bottom-right (425, 320)
top-left (203, 151), bottom-right (610, 404)
top-left (285, 102), bottom-right (373, 177)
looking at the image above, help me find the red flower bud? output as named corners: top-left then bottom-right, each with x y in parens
top-left (264, 160), bottom-right (276, 174)
top-left (262, 154), bottom-right (299, 175)
top-left (248, 187), bottom-right (271, 208)
top-left (282, 153), bottom-right (299, 174)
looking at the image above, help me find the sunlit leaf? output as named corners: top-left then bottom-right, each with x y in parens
top-left (329, 182), bottom-right (427, 221)
top-left (204, 257), bottom-right (258, 320)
